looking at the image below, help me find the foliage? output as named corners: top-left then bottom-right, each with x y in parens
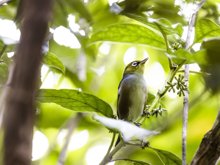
top-left (0, 0), bottom-right (220, 165)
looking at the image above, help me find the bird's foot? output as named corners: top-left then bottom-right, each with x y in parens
top-left (141, 141), bottom-right (150, 149)
top-left (134, 122), bottom-right (142, 127)
top-left (142, 110), bottom-right (151, 118)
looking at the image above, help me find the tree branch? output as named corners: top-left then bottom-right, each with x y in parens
top-left (182, 1), bottom-right (206, 164)
top-left (191, 111), bottom-right (220, 165)
top-left (57, 113), bottom-right (83, 165)
top-left (1, 0), bottom-right (53, 164)
top-left (100, 140), bottom-right (125, 165)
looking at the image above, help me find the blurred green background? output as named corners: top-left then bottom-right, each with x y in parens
top-left (0, 0), bottom-right (220, 164)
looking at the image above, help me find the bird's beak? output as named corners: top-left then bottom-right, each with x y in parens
top-left (140, 57), bottom-right (149, 65)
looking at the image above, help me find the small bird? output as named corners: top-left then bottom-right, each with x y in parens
top-left (117, 58), bottom-right (148, 122)
top-left (115, 58), bottom-right (148, 146)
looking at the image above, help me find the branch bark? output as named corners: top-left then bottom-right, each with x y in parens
top-left (2, 0), bottom-right (53, 165)
top-left (182, 1), bottom-right (206, 164)
top-left (191, 111), bottom-right (220, 165)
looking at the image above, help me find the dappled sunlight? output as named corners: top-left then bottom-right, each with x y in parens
top-left (192, 43), bottom-right (201, 51)
top-left (99, 43), bottom-right (111, 55)
top-left (145, 62), bottom-right (166, 92)
top-left (32, 130), bottom-right (49, 161)
top-left (175, 0), bottom-right (198, 20)
top-left (0, 18), bottom-right (20, 44)
top-left (57, 129), bottom-right (89, 151)
top-left (189, 63), bottom-right (201, 72)
top-left (40, 65), bottom-right (75, 89)
top-left (86, 143), bottom-right (114, 165)
top-left (40, 65), bottom-right (62, 88)
top-left (91, 66), bottom-right (106, 76)
top-left (6, 51), bottom-right (14, 58)
top-left (1, 0), bottom-right (219, 164)
top-left (123, 47), bottom-right (137, 65)
top-left (52, 26), bottom-right (81, 49)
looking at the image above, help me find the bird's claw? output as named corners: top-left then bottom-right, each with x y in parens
top-left (142, 110), bottom-right (151, 118)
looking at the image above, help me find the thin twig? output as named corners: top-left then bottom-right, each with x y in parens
top-left (182, 1), bottom-right (206, 165)
top-left (99, 140), bottom-right (124, 165)
top-left (102, 132), bottom-right (116, 161)
top-left (57, 113), bottom-right (83, 165)
top-left (182, 64), bottom-right (189, 165)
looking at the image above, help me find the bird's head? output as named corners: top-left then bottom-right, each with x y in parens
top-left (123, 57), bottom-right (148, 75)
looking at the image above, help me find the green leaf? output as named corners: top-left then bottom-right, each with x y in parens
top-left (165, 49), bottom-right (190, 64)
top-left (146, 92), bottom-right (156, 105)
top-left (125, 13), bottom-right (178, 36)
top-left (166, 48), bottom-right (206, 65)
top-left (43, 52), bottom-right (65, 73)
top-left (193, 49), bottom-right (206, 65)
top-left (90, 23), bottom-right (166, 50)
top-left (114, 159), bottom-right (150, 165)
top-left (38, 89), bottom-right (114, 117)
top-left (201, 39), bottom-right (220, 93)
top-left (195, 19), bottom-right (220, 42)
top-left (175, 49), bottom-right (193, 63)
top-left (53, 0), bottom-right (91, 26)
top-left (0, 62), bottom-right (8, 84)
top-left (202, 38), bottom-right (220, 64)
top-left (151, 147), bottom-right (181, 165)
top-left (68, 0), bottom-right (92, 22)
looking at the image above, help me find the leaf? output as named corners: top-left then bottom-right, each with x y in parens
top-left (193, 49), bottom-right (206, 65)
top-left (195, 19), bottom-right (220, 42)
top-left (38, 89), bottom-right (114, 117)
top-left (151, 147), bottom-right (181, 165)
top-left (43, 52), bottom-right (65, 73)
top-left (202, 38), bottom-right (220, 64)
top-left (146, 92), bottom-right (156, 105)
top-left (114, 159), bottom-right (150, 165)
top-left (166, 49), bottom-right (206, 65)
top-left (90, 23), bottom-right (166, 50)
top-left (53, 0), bottom-right (91, 26)
top-left (125, 13), bottom-right (177, 36)
top-left (69, 0), bottom-right (92, 22)
top-left (0, 62), bottom-right (8, 84)
top-left (201, 39), bottom-right (220, 93)
top-left (175, 49), bottom-right (194, 63)
top-left (166, 49), bottom-right (191, 64)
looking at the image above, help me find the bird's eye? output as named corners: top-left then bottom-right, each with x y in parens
top-left (131, 61), bottom-right (138, 67)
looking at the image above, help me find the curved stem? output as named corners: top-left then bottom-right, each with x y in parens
top-left (99, 140), bottom-right (124, 165)
top-left (103, 132), bottom-right (116, 161)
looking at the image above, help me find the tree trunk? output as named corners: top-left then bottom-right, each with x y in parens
top-left (191, 111), bottom-right (220, 165)
top-left (2, 0), bottom-right (53, 165)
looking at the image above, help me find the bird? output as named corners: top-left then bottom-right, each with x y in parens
top-left (115, 58), bottom-right (148, 146)
top-left (117, 57), bottom-right (148, 122)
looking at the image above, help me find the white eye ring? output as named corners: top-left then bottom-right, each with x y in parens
top-left (131, 61), bottom-right (138, 67)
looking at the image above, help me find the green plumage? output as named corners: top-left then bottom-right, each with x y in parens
top-left (117, 58), bottom-right (148, 122)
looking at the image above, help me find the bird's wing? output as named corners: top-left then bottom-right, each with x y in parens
top-left (117, 77), bottom-right (132, 120)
